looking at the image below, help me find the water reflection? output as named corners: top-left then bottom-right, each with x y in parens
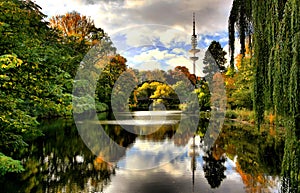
top-left (203, 148), bottom-right (227, 189)
top-left (214, 122), bottom-right (285, 193)
top-left (0, 114), bottom-right (285, 193)
top-left (1, 119), bottom-right (116, 193)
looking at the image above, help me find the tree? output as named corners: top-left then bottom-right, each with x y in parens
top-left (0, 0), bottom-right (49, 55)
top-left (0, 0), bottom-right (51, 174)
top-left (0, 0), bottom-right (75, 174)
top-left (136, 81), bottom-right (175, 99)
top-left (168, 66), bottom-right (197, 85)
top-left (96, 54), bottom-right (127, 107)
top-left (228, 0), bottom-right (253, 68)
top-left (228, 0), bottom-right (300, 191)
top-left (231, 54), bottom-right (253, 110)
top-left (202, 41), bottom-right (227, 84)
top-left (194, 80), bottom-right (211, 111)
top-left (0, 0), bottom-right (72, 117)
top-left (50, 11), bottom-right (105, 45)
top-left (111, 68), bottom-right (138, 111)
top-left (49, 11), bottom-right (112, 78)
top-left (225, 44), bottom-right (254, 110)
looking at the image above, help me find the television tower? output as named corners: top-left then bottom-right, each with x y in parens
top-left (189, 13), bottom-right (200, 75)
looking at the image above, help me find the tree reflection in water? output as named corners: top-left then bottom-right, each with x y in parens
top-left (0, 117), bottom-right (286, 193)
top-left (202, 147), bottom-right (227, 189)
top-left (0, 119), bottom-right (136, 193)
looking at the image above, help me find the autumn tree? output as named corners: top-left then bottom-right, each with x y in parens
top-left (50, 11), bottom-right (105, 45)
top-left (167, 66), bottom-right (197, 85)
top-left (49, 11), bottom-right (115, 78)
top-left (136, 81), bottom-right (175, 100)
top-left (137, 69), bottom-right (167, 83)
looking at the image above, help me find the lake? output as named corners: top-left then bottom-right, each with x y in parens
top-left (0, 111), bottom-right (285, 193)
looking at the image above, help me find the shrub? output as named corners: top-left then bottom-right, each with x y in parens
top-left (225, 110), bottom-right (238, 119)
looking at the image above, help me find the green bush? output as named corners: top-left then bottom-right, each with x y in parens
top-left (95, 101), bottom-right (109, 112)
top-left (0, 153), bottom-right (24, 176)
top-left (236, 109), bottom-right (254, 122)
top-left (225, 110), bottom-right (238, 119)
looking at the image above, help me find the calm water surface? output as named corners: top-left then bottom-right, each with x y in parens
top-left (1, 111), bottom-right (285, 193)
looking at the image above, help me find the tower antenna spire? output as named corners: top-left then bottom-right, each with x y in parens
top-left (189, 12), bottom-right (200, 75)
top-left (193, 12), bottom-right (196, 38)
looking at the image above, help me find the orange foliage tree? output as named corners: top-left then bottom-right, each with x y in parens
top-left (50, 11), bottom-right (105, 45)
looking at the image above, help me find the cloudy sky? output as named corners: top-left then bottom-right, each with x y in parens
top-left (35, 0), bottom-right (235, 76)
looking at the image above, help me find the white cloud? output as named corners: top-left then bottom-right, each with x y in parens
top-left (204, 38), bottom-right (213, 45)
top-left (133, 49), bottom-right (174, 62)
top-left (166, 57), bottom-right (191, 68)
top-left (35, 0), bottom-right (233, 76)
top-left (110, 25), bottom-right (191, 53)
top-left (35, 0), bottom-right (233, 35)
top-left (171, 48), bottom-right (186, 55)
top-left (124, 0), bottom-right (146, 8)
top-left (36, 0), bottom-right (84, 18)
top-left (219, 37), bottom-right (229, 43)
top-left (134, 61), bottom-right (167, 71)
top-left (117, 139), bottom-right (186, 170)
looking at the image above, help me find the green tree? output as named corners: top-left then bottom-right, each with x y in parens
top-left (229, 47), bottom-right (254, 110)
top-left (228, 0), bottom-right (253, 68)
top-left (72, 41), bottom-right (123, 114)
top-left (194, 80), bottom-right (211, 111)
top-left (203, 41), bottom-right (227, 84)
top-left (0, 0), bottom-right (73, 174)
top-left (228, 0), bottom-right (300, 191)
top-left (96, 54), bottom-right (127, 107)
top-left (111, 68), bottom-right (138, 111)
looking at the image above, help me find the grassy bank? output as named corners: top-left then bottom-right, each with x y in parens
top-left (225, 109), bottom-right (284, 127)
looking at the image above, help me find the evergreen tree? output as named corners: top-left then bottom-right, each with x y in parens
top-left (202, 41), bottom-right (227, 84)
